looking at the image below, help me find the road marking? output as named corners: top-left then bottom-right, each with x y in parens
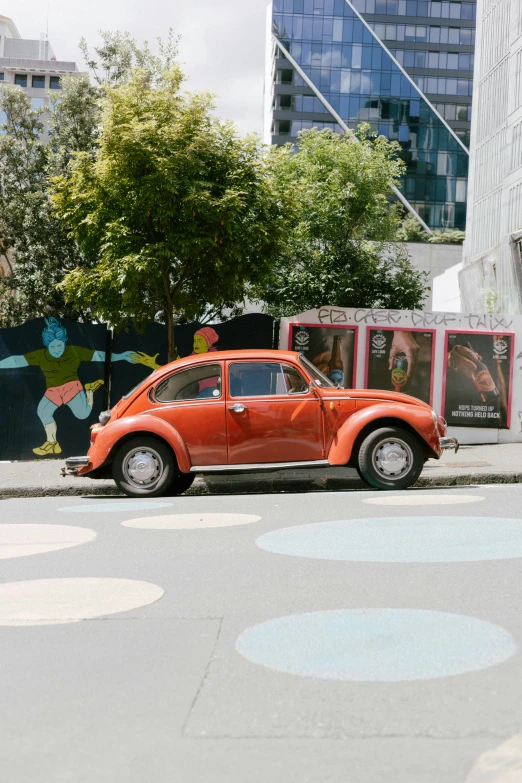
top-left (236, 609), bottom-right (516, 682)
top-left (58, 501), bottom-right (173, 514)
top-left (256, 517), bottom-right (522, 562)
top-left (0, 578), bottom-right (164, 626)
top-left (363, 494), bottom-right (484, 506)
top-left (122, 513), bottom-right (262, 530)
top-left (464, 732), bottom-right (522, 782)
top-left (0, 525), bottom-right (96, 559)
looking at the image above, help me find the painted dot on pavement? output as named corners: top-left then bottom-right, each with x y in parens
top-left (58, 501), bottom-right (173, 514)
top-left (0, 525), bottom-right (96, 560)
top-left (256, 517), bottom-right (522, 563)
top-left (122, 513), bottom-right (262, 530)
top-left (363, 494), bottom-right (484, 506)
top-left (0, 578), bottom-right (164, 626)
top-left (236, 609), bottom-right (516, 682)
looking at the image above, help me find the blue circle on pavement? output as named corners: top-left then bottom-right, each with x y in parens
top-left (58, 501), bottom-right (173, 514)
top-left (236, 609), bottom-right (516, 682)
top-left (256, 517), bottom-right (522, 563)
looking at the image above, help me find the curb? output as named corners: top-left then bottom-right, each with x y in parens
top-left (1, 471), bottom-right (522, 499)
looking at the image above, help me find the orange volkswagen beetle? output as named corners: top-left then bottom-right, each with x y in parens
top-left (65, 349), bottom-right (457, 497)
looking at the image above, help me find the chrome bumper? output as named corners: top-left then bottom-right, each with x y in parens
top-left (62, 456), bottom-right (90, 477)
top-left (439, 437), bottom-right (459, 453)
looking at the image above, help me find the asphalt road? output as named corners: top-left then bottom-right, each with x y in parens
top-left (1, 485), bottom-right (522, 783)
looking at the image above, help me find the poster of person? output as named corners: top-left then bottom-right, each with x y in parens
top-left (288, 324), bottom-right (356, 387)
top-left (443, 331), bottom-right (513, 428)
top-left (365, 328), bottom-right (435, 404)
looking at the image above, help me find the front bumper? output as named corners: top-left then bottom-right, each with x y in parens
top-left (439, 437), bottom-right (459, 453)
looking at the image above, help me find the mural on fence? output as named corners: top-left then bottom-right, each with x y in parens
top-left (443, 331), bottom-right (514, 429)
top-left (0, 318), bottom-right (113, 460)
top-left (109, 314), bottom-right (275, 406)
top-left (365, 328), bottom-right (435, 405)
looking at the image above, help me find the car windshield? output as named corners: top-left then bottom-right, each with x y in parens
top-left (298, 355), bottom-right (335, 388)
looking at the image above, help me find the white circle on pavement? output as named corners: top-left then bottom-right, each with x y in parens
top-left (0, 525), bottom-right (96, 560)
top-left (236, 609), bottom-right (516, 682)
top-left (363, 494), bottom-right (484, 506)
top-left (0, 578), bottom-right (164, 626)
top-left (256, 517), bottom-right (522, 562)
top-left (58, 501), bottom-right (173, 514)
top-left (122, 513), bottom-right (262, 530)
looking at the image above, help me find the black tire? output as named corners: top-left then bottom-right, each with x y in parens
top-left (113, 436), bottom-right (175, 498)
top-left (356, 426), bottom-right (424, 491)
top-left (164, 471), bottom-right (196, 496)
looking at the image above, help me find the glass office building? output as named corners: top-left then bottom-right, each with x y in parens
top-left (265, 0), bottom-right (476, 230)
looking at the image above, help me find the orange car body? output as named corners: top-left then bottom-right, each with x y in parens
top-left (75, 349), bottom-right (447, 478)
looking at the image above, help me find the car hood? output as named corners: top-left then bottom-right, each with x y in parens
top-left (320, 387), bottom-right (432, 410)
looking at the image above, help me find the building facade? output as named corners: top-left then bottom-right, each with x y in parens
top-left (0, 16), bottom-right (78, 141)
top-left (461, 0), bottom-right (522, 313)
top-left (265, 0), bottom-right (475, 231)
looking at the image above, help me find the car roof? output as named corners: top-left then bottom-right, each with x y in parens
top-left (149, 349), bottom-right (303, 381)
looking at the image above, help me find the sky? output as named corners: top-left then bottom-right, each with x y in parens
top-left (3, 0), bottom-right (270, 136)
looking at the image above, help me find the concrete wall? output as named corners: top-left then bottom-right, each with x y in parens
top-left (405, 243), bottom-right (463, 310)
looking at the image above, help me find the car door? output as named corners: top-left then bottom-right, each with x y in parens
top-left (150, 361), bottom-right (227, 465)
top-left (226, 360), bottom-right (324, 465)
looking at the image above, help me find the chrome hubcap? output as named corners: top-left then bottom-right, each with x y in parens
top-left (373, 439), bottom-right (413, 479)
top-left (123, 448), bottom-right (163, 489)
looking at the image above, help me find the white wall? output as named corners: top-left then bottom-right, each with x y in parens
top-left (405, 243), bottom-right (463, 310)
top-left (432, 262), bottom-right (463, 312)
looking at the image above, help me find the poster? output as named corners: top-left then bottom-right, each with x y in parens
top-left (288, 324), bottom-right (357, 387)
top-left (0, 317), bottom-right (108, 460)
top-left (365, 328), bottom-right (435, 404)
top-left (443, 331), bottom-right (514, 428)
top-left (110, 314), bottom-right (275, 406)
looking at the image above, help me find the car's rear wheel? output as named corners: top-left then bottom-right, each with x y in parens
top-left (356, 426), bottom-right (424, 490)
top-left (113, 437), bottom-right (175, 498)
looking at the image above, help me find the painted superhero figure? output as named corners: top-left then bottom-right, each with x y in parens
top-left (0, 317), bottom-right (138, 456)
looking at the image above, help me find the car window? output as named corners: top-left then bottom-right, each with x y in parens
top-left (283, 365), bottom-right (309, 394)
top-left (155, 364), bottom-right (221, 402)
top-left (229, 362), bottom-right (287, 397)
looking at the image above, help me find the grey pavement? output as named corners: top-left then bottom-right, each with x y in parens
top-left (1, 486), bottom-right (522, 782)
top-left (1, 442), bottom-right (522, 497)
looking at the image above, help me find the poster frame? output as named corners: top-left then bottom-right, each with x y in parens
top-left (441, 329), bottom-right (516, 429)
top-left (364, 326), bottom-right (437, 407)
top-left (287, 322), bottom-right (359, 388)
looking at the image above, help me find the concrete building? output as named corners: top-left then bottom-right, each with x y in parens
top-left (265, 0), bottom-right (475, 231)
top-left (0, 16), bottom-right (78, 140)
top-left (460, 0), bottom-right (522, 313)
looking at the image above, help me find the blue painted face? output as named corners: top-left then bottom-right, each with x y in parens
top-left (47, 339), bottom-right (66, 359)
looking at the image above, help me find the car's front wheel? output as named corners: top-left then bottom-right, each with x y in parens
top-left (356, 426), bottom-right (424, 490)
top-left (113, 436), bottom-right (176, 498)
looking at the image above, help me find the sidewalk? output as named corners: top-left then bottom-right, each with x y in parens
top-left (1, 443), bottom-right (522, 498)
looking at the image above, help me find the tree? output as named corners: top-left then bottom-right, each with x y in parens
top-left (52, 63), bottom-right (290, 361)
top-left (0, 74), bottom-right (101, 325)
top-left (255, 127), bottom-right (429, 317)
top-left (0, 31), bottom-right (180, 326)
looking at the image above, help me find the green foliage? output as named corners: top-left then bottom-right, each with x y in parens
top-left (428, 228), bottom-right (465, 244)
top-left (52, 60), bottom-right (291, 360)
top-left (0, 85), bottom-right (95, 325)
top-left (256, 127), bottom-right (429, 316)
top-left (395, 213), bottom-right (431, 243)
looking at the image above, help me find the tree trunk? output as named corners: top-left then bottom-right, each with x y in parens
top-left (161, 263), bottom-right (178, 363)
top-left (165, 306), bottom-right (177, 363)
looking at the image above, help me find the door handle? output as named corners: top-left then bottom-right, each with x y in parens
top-left (229, 403), bottom-right (247, 413)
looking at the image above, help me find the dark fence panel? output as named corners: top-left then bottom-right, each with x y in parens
top-left (0, 318), bottom-right (108, 460)
top-left (110, 314), bottom-right (275, 407)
